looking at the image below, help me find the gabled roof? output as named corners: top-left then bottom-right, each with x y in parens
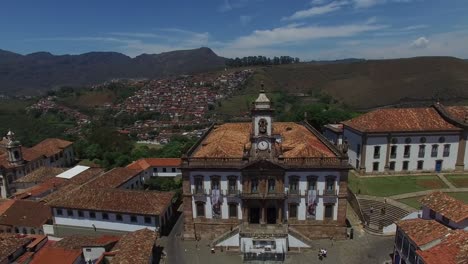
top-left (419, 192), bottom-right (468, 223)
top-left (53, 235), bottom-right (119, 250)
top-left (0, 199), bottom-right (14, 215)
top-left (30, 244), bottom-right (81, 264)
top-left (0, 234), bottom-right (33, 263)
top-left (14, 167), bottom-right (66, 183)
top-left (396, 218), bottom-right (450, 247)
top-left (342, 107), bottom-right (461, 133)
top-left (0, 200), bottom-right (52, 228)
top-left (417, 230), bottom-right (468, 264)
top-left (48, 187), bottom-right (174, 215)
top-left (126, 158), bottom-right (181, 170)
top-left (29, 138), bottom-right (73, 157)
top-left (444, 106), bottom-right (468, 124)
top-left (110, 228), bottom-right (157, 264)
top-left (87, 167), bottom-right (142, 188)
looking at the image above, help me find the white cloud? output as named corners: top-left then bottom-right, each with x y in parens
top-left (240, 15), bottom-right (253, 26)
top-left (282, 1), bottom-right (348, 21)
top-left (311, 0), bottom-right (327, 5)
top-left (410, 36), bottom-right (429, 49)
top-left (227, 20), bottom-right (387, 49)
top-left (218, 0), bottom-right (251, 12)
top-left (353, 0), bottom-right (383, 8)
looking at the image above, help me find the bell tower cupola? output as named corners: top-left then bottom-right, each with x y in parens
top-left (252, 82), bottom-right (274, 137)
top-left (5, 130), bottom-right (24, 165)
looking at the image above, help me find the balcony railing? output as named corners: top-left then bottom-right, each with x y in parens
top-left (183, 156), bottom-right (348, 169)
top-left (323, 189), bottom-right (337, 196)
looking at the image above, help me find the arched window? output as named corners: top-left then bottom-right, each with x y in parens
top-left (289, 176), bottom-right (299, 194)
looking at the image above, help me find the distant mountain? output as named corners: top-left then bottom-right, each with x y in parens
top-left (0, 47), bottom-right (226, 95)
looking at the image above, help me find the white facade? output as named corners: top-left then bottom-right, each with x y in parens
top-left (151, 166), bottom-right (181, 177)
top-left (343, 127), bottom-right (461, 173)
top-left (189, 171), bottom-right (340, 221)
top-left (52, 208), bottom-right (161, 233)
top-left (421, 205), bottom-right (468, 230)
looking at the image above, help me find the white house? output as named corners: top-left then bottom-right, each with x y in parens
top-left (47, 187), bottom-right (175, 236)
top-left (335, 105), bottom-right (468, 174)
top-left (419, 191), bottom-right (468, 230)
top-left (126, 158), bottom-right (182, 178)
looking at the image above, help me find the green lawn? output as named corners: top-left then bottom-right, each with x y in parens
top-left (397, 192), bottom-right (468, 209)
top-left (348, 174), bottom-right (447, 197)
top-left (445, 174), bottom-right (468, 188)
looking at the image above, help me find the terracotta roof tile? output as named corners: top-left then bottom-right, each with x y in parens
top-left (0, 234), bottom-right (32, 262)
top-left (21, 147), bottom-right (44, 161)
top-left (396, 218), bottom-right (450, 246)
top-left (88, 167), bottom-right (142, 188)
top-left (14, 177), bottom-right (67, 199)
top-left (29, 138), bottom-right (73, 157)
top-left (0, 199), bottom-right (15, 215)
top-left (53, 235), bottom-right (119, 250)
top-left (14, 167), bottom-right (66, 183)
top-left (342, 107), bottom-right (460, 133)
top-left (30, 245), bottom-right (81, 264)
top-left (111, 229), bottom-right (157, 264)
top-left (444, 106), bottom-right (468, 124)
top-left (419, 192), bottom-right (468, 223)
top-left (48, 187), bottom-right (174, 215)
top-left (417, 230), bottom-right (468, 264)
top-left (127, 158), bottom-right (181, 170)
top-left (0, 200), bottom-right (52, 228)
top-left (192, 122), bottom-right (335, 158)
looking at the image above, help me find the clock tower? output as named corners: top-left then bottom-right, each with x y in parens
top-left (251, 83), bottom-right (274, 153)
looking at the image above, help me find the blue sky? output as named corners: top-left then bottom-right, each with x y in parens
top-left (1, 0), bottom-right (468, 59)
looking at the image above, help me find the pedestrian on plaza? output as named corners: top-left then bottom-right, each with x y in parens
top-left (370, 206), bottom-right (374, 214)
top-left (211, 247), bottom-right (215, 254)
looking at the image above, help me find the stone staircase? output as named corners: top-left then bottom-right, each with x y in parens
top-left (211, 225), bottom-right (240, 247)
top-left (357, 197), bottom-right (411, 234)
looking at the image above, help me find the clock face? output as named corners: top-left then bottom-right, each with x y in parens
top-left (258, 140), bottom-right (269, 151)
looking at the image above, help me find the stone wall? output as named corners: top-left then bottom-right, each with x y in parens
top-left (193, 218), bottom-right (241, 240)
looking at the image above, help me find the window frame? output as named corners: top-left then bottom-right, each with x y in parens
top-left (417, 160), bottom-right (424, 170)
top-left (402, 161), bottom-right (409, 171)
top-left (289, 203), bottom-right (298, 219)
top-left (404, 145), bottom-right (411, 158)
top-left (372, 162), bottom-right (379, 172)
top-left (130, 215), bottom-right (137, 223)
top-left (431, 144), bottom-right (439, 158)
top-left (324, 203), bottom-right (334, 220)
top-left (389, 161), bottom-right (396, 171)
top-left (418, 145), bottom-right (425, 158)
top-left (289, 176), bottom-right (299, 194)
top-left (268, 178), bottom-right (276, 193)
top-left (89, 211), bottom-right (96, 219)
top-left (102, 213), bottom-right (109, 220)
top-left (116, 214), bottom-right (123, 221)
top-left (196, 202), bottom-right (205, 218)
top-left (390, 145), bottom-right (397, 159)
top-left (443, 144), bottom-right (450, 157)
top-left (251, 178), bottom-right (259, 193)
top-left (228, 203), bottom-right (238, 218)
top-left (56, 208), bottom-right (63, 216)
top-left (373, 146), bottom-right (381, 159)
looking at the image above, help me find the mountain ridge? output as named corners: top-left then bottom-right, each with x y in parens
top-left (0, 47), bottom-right (226, 95)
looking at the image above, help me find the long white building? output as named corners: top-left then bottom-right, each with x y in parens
top-left (324, 104), bottom-right (468, 174)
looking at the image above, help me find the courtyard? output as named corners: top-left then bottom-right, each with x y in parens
top-left (159, 214), bottom-right (394, 264)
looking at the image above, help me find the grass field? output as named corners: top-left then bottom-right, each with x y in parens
top-left (348, 174), bottom-right (447, 197)
top-left (445, 174), bottom-right (468, 188)
top-left (398, 192), bottom-right (468, 209)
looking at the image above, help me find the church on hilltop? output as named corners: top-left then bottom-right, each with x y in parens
top-left (181, 84), bottom-right (351, 254)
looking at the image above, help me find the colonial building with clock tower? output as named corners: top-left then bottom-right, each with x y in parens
top-left (181, 84), bottom-right (351, 255)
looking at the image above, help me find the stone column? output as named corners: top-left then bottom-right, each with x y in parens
top-left (278, 201), bottom-right (283, 223)
top-left (359, 134), bottom-right (368, 174)
top-left (456, 131), bottom-right (467, 171)
top-left (261, 202), bottom-right (266, 224)
top-left (182, 170), bottom-right (196, 240)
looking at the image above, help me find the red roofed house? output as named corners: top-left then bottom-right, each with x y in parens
top-left (0, 130), bottom-right (74, 198)
top-left (337, 103), bottom-right (468, 174)
top-left (393, 192), bottom-right (468, 264)
top-left (126, 158), bottom-right (181, 178)
top-left (0, 200), bottom-right (52, 235)
top-left (182, 86), bottom-right (351, 256)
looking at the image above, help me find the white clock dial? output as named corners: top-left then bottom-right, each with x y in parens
top-left (258, 140), bottom-right (269, 151)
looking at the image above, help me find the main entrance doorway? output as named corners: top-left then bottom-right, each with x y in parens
top-left (267, 207), bottom-right (276, 224)
top-left (250, 208), bottom-right (260, 224)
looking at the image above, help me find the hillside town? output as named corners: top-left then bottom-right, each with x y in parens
top-left (1, 87), bottom-right (467, 263)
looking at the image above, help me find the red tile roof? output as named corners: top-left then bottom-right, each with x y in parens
top-left (396, 218), bottom-right (450, 246)
top-left (342, 107), bottom-right (461, 133)
top-left (419, 192), bottom-right (468, 223)
top-left (126, 158), bottom-right (181, 170)
top-left (14, 167), bottom-right (66, 183)
top-left (444, 106), bottom-right (468, 124)
top-left (29, 138), bottom-right (73, 157)
top-left (88, 167), bottom-right (142, 188)
top-left (417, 230), bottom-right (468, 264)
top-left (48, 187), bottom-right (174, 215)
top-left (0, 200), bottom-right (52, 228)
top-left (110, 228), bottom-right (157, 264)
top-left (30, 245), bottom-right (81, 264)
top-left (0, 199), bottom-right (15, 215)
top-left (192, 122), bottom-right (336, 158)
top-left (14, 177), bottom-right (67, 199)
top-left (53, 235), bottom-right (119, 250)
top-left (0, 234), bottom-right (33, 263)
